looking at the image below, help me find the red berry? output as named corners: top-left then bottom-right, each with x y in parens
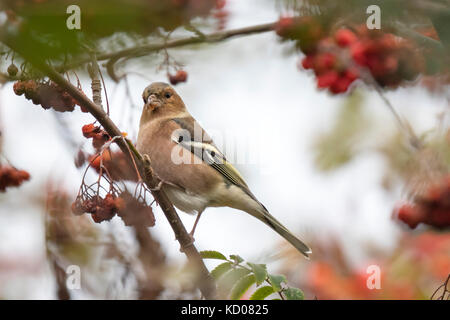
top-left (335, 29), bottom-right (358, 47)
top-left (301, 55), bottom-right (314, 69)
top-left (344, 68), bottom-right (359, 82)
top-left (82, 124), bottom-right (98, 138)
top-left (314, 53), bottom-right (336, 73)
top-left (396, 203), bottom-right (423, 229)
top-left (168, 70), bottom-right (188, 85)
top-left (275, 16), bottom-right (294, 37)
top-left (351, 42), bottom-right (369, 66)
top-left (317, 71), bottom-right (339, 88)
top-left (330, 76), bottom-right (353, 93)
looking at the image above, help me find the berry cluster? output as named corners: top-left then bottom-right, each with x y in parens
top-left (82, 123), bottom-right (111, 150)
top-left (348, 27), bottom-right (423, 87)
top-left (301, 48), bottom-right (359, 94)
top-left (13, 80), bottom-right (82, 112)
top-left (276, 16), bottom-right (426, 93)
top-left (168, 70), bottom-right (188, 85)
top-left (89, 149), bottom-right (138, 182)
top-left (0, 165), bottom-right (30, 192)
top-left (72, 193), bottom-right (120, 223)
top-left (80, 124), bottom-right (137, 181)
top-left (394, 175), bottom-right (450, 229)
top-left (72, 191), bottom-right (154, 226)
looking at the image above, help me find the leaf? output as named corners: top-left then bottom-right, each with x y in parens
top-left (218, 267), bottom-right (251, 298)
top-left (210, 262), bottom-right (233, 280)
top-left (200, 250), bottom-right (227, 260)
top-left (268, 274), bottom-right (287, 292)
top-left (247, 263), bottom-right (268, 286)
top-left (250, 285), bottom-right (275, 300)
top-left (284, 287), bottom-right (305, 300)
top-left (230, 274), bottom-right (256, 300)
top-left (229, 254), bottom-right (244, 264)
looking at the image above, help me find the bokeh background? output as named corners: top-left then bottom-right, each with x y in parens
top-left (0, 0), bottom-right (448, 299)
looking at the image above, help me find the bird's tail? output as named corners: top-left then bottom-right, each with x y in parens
top-left (252, 206), bottom-right (311, 259)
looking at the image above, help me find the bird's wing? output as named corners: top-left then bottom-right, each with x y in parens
top-left (171, 116), bottom-right (250, 191)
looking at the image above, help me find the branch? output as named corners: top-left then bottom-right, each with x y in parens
top-left (1, 34), bottom-right (217, 300)
top-left (57, 22), bottom-right (276, 73)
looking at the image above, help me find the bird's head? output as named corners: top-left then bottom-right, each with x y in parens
top-left (142, 82), bottom-right (186, 116)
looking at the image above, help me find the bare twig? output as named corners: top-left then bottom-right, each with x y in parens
top-left (431, 274), bottom-right (450, 300)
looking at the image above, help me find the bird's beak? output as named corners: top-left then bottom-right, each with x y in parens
top-left (145, 94), bottom-right (161, 111)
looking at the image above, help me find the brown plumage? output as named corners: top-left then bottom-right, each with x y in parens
top-left (137, 82), bottom-right (311, 258)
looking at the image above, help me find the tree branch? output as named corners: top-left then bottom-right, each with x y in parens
top-left (1, 33), bottom-right (217, 300)
top-left (57, 22), bottom-right (277, 73)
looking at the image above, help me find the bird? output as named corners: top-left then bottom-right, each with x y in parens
top-left (137, 82), bottom-right (311, 258)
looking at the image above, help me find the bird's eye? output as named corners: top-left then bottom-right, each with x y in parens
top-left (165, 92), bottom-right (172, 99)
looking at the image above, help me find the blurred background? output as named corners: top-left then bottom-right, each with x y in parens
top-left (0, 0), bottom-right (448, 299)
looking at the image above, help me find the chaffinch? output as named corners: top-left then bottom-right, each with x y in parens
top-left (137, 82), bottom-right (311, 258)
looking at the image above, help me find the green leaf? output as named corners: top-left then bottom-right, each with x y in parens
top-left (229, 254), bottom-right (244, 264)
top-left (268, 274), bottom-right (287, 292)
top-left (210, 262), bottom-right (233, 280)
top-left (200, 250), bottom-right (227, 260)
top-left (218, 267), bottom-right (251, 298)
top-left (247, 263), bottom-right (267, 286)
top-left (250, 285), bottom-right (275, 300)
top-left (230, 274), bottom-right (256, 300)
top-left (284, 287), bottom-right (305, 300)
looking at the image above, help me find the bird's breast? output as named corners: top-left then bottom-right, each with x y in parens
top-left (137, 120), bottom-right (223, 198)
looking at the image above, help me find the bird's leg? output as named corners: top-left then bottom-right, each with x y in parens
top-left (188, 210), bottom-right (204, 241)
top-left (178, 213), bottom-right (202, 253)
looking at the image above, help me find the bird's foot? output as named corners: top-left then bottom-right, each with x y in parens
top-left (150, 180), bottom-right (164, 191)
top-left (188, 231), bottom-right (196, 244)
top-left (178, 234), bottom-right (195, 253)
